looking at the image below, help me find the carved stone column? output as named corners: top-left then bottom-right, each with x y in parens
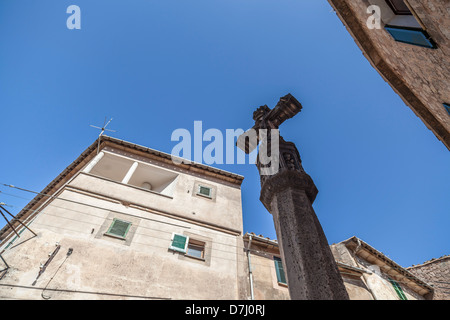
top-left (258, 137), bottom-right (349, 300)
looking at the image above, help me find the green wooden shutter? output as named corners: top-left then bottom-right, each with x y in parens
top-left (389, 278), bottom-right (408, 300)
top-left (106, 219), bottom-right (131, 238)
top-left (170, 233), bottom-right (188, 253)
top-left (274, 257), bottom-right (287, 285)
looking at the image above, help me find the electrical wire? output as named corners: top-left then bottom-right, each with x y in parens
top-left (41, 248), bottom-right (73, 300)
top-left (0, 283), bottom-right (170, 300)
top-left (0, 184), bottom-right (250, 241)
top-left (12, 220), bottom-right (282, 270)
top-left (2, 219), bottom-right (435, 295)
top-left (3, 211), bottom-right (439, 287)
top-left (0, 183), bottom-right (441, 287)
top-left (0, 186), bottom-right (268, 253)
top-left (0, 200), bottom-right (260, 260)
top-left (1, 191), bottom-right (281, 270)
top-left (0, 186), bottom-right (190, 229)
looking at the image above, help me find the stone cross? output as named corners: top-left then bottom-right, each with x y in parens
top-left (238, 94), bottom-right (349, 300)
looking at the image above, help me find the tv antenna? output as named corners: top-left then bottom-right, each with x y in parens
top-left (90, 117), bottom-right (116, 154)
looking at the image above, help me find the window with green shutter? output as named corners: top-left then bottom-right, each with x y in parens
top-left (274, 257), bottom-right (287, 285)
top-left (389, 278), bottom-right (408, 300)
top-left (169, 233), bottom-right (189, 253)
top-left (105, 219), bottom-right (132, 239)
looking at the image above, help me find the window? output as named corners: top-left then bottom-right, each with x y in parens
top-left (197, 185), bottom-right (212, 198)
top-left (274, 257), bottom-right (287, 285)
top-left (385, 0), bottom-right (411, 15)
top-left (382, 0), bottom-right (437, 48)
top-left (105, 219), bottom-right (132, 239)
top-left (169, 233), bottom-right (189, 253)
top-left (385, 25), bottom-right (437, 49)
top-left (169, 234), bottom-right (206, 260)
top-left (186, 240), bottom-right (206, 260)
top-left (443, 103), bottom-right (450, 116)
top-left (388, 278), bottom-right (408, 300)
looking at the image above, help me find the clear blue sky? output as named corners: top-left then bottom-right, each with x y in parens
top-left (0, 0), bottom-right (448, 268)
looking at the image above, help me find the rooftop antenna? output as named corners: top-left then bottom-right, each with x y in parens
top-left (90, 117), bottom-right (116, 154)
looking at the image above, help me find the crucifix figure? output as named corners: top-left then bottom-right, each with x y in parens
top-left (238, 93), bottom-right (349, 300)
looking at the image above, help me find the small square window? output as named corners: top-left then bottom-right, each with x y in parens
top-left (105, 219), bottom-right (131, 239)
top-left (385, 25), bottom-right (437, 49)
top-left (186, 240), bottom-right (206, 260)
top-left (197, 185), bottom-right (212, 198)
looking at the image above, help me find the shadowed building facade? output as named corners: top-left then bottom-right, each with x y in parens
top-left (244, 233), bottom-right (435, 300)
top-left (327, 0), bottom-right (450, 149)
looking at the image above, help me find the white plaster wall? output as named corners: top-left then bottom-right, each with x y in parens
top-left (0, 182), bottom-right (245, 300)
top-left (71, 163), bottom-right (243, 234)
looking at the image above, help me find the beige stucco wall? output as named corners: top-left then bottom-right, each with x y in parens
top-left (0, 149), bottom-right (247, 300)
top-left (248, 252), bottom-right (290, 300)
top-left (354, 257), bottom-right (424, 300)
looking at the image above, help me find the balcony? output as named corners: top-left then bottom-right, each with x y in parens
top-left (83, 151), bottom-right (179, 198)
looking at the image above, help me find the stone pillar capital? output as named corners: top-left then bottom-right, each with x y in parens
top-left (260, 169), bottom-right (318, 212)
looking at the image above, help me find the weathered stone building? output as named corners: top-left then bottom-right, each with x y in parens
top-left (407, 255), bottom-right (450, 300)
top-left (331, 236), bottom-right (434, 300)
top-left (245, 233), bottom-right (436, 300)
top-left (327, 0), bottom-right (450, 149)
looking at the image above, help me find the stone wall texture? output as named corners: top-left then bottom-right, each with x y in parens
top-left (408, 256), bottom-right (450, 300)
top-left (328, 0), bottom-right (450, 149)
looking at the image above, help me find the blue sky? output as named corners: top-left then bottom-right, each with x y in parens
top-left (0, 0), bottom-right (448, 268)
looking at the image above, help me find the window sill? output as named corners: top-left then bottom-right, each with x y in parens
top-left (185, 254), bottom-right (206, 262)
top-left (196, 192), bottom-right (212, 199)
top-left (277, 282), bottom-right (288, 288)
top-left (104, 233), bottom-right (127, 240)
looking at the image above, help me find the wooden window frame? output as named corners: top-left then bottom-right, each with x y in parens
top-left (186, 239), bottom-right (206, 260)
top-left (385, 0), bottom-right (412, 15)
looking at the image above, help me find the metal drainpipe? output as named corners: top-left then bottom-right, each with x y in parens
top-left (247, 235), bottom-right (255, 300)
top-left (354, 238), bottom-right (378, 300)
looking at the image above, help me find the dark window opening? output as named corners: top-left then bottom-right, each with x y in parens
top-left (385, 0), bottom-right (412, 15)
top-left (443, 103), bottom-right (450, 116)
